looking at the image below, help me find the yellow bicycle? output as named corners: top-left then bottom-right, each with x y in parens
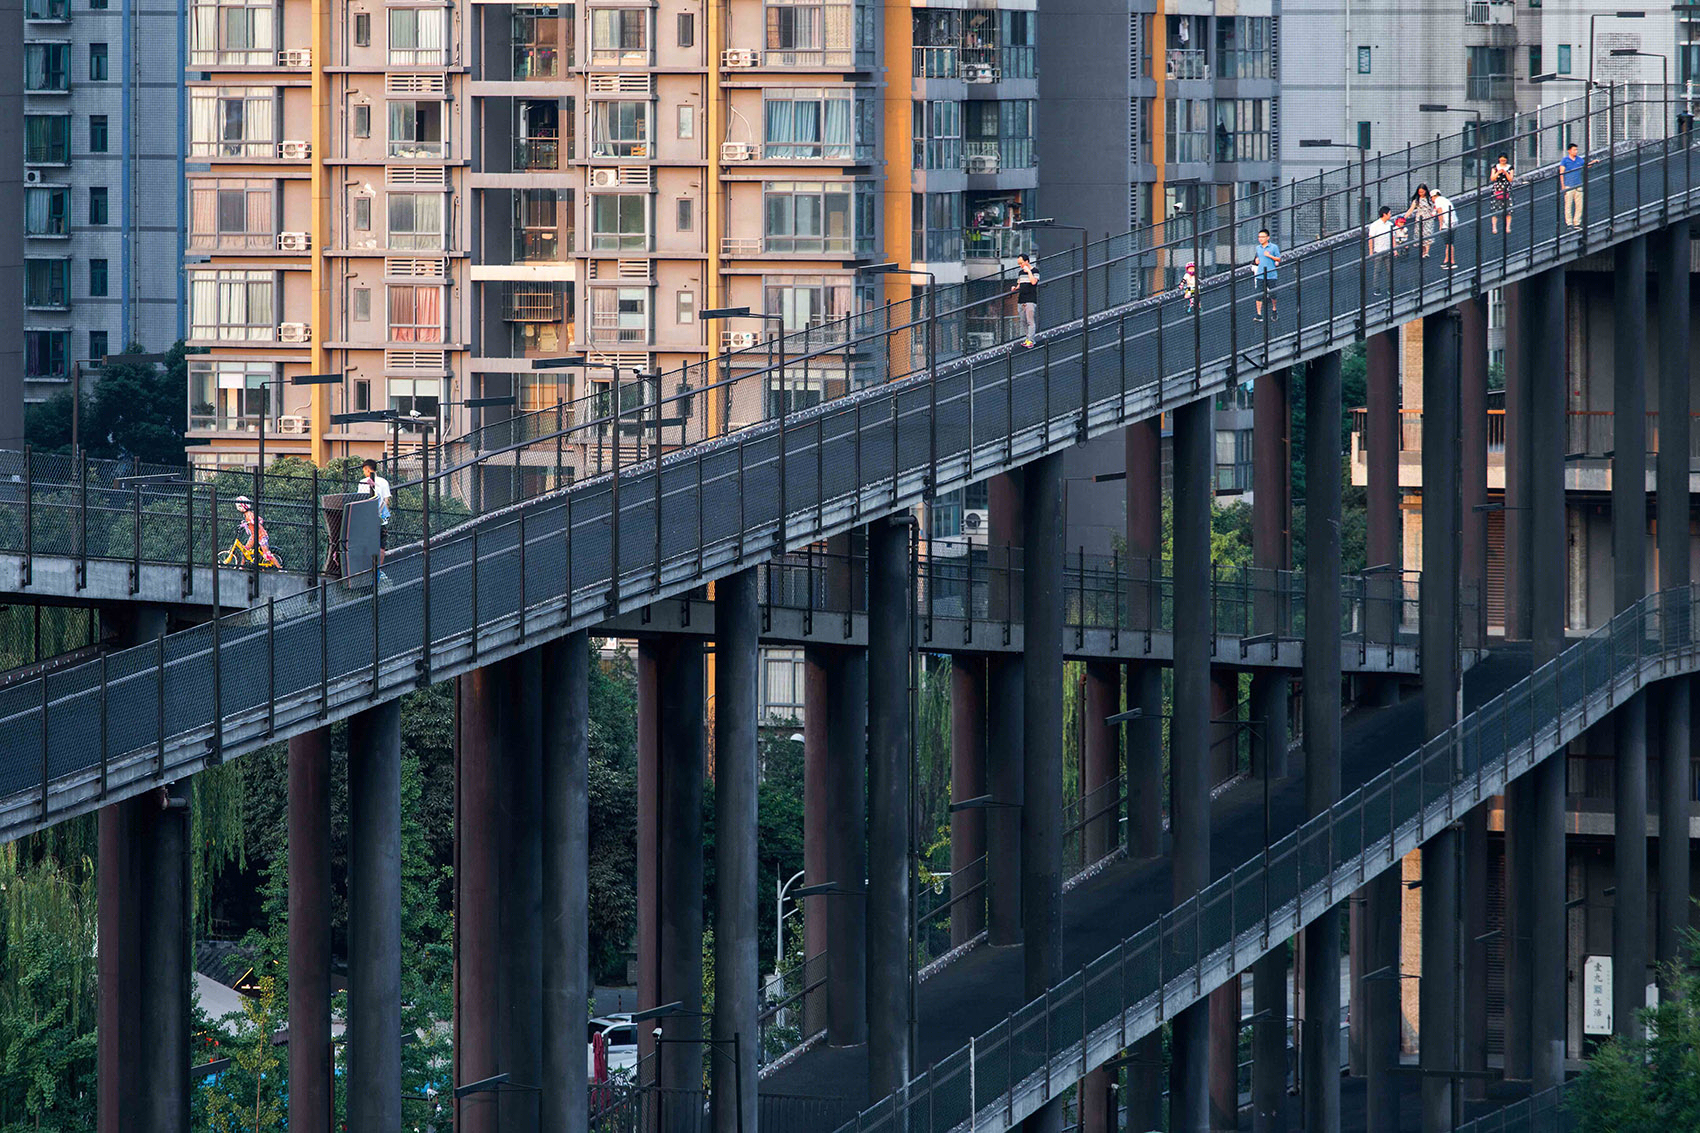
top-left (218, 539), bottom-right (284, 570)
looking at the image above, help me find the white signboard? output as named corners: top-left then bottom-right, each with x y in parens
top-left (1584, 955), bottom-right (1613, 1035)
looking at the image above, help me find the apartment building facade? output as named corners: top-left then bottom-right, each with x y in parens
top-left (183, 0), bottom-right (1043, 472)
top-left (24, 0), bottom-right (183, 406)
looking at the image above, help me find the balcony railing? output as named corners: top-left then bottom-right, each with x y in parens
top-left (763, 47), bottom-right (873, 69)
top-left (503, 287), bottom-right (565, 322)
top-left (1466, 73), bottom-right (1514, 103)
top-left (590, 314), bottom-right (649, 344)
top-left (515, 136), bottom-right (564, 170)
top-left (962, 226), bottom-right (1034, 260)
top-left (1165, 49), bottom-right (1210, 81)
top-left (515, 227), bottom-right (572, 262)
top-left (1464, 0), bottom-right (1514, 25)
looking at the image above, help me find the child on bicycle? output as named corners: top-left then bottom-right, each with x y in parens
top-left (1182, 261), bottom-right (1198, 313)
top-left (234, 496), bottom-right (282, 569)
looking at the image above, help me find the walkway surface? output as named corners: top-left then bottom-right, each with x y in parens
top-left (764, 645), bottom-right (1533, 1107)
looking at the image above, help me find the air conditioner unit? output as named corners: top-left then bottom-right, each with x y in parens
top-left (278, 322), bottom-right (312, 343)
top-left (964, 154), bottom-right (998, 174)
top-left (962, 63), bottom-right (999, 83)
top-left (723, 330), bottom-right (757, 349)
top-left (24, 169), bottom-right (42, 184)
top-left (721, 48), bottom-right (757, 68)
top-left (278, 48), bottom-right (311, 67)
top-left (278, 415), bottom-right (309, 434)
top-left (965, 331), bottom-right (996, 351)
top-left (962, 508), bottom-right (990, 547)
top-left (278, 139), bottom-right (312, 159)
top-left (277, 231), bottom-right (311, 252)
top-left (589, 168), bottom-right (621, 189)
top-left (720, 142), bottom-right (754, 161)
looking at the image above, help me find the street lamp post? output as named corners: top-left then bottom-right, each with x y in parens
top-left (859, 263), bottom-right (939, 492)
top-left (1590, 11), bottom-right (1645, 91)
top-left (701, 307), bottom-right (788, 548)
top-left (1611, 48), bottom-right (1669, 134)
top-left (1418, 105), bottom-right (1486, 189)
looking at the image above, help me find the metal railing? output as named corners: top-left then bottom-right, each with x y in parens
top-left (837, 588), bottom-right (1694, 1133)
top-left (0, 86), bottom-right (1695, 842)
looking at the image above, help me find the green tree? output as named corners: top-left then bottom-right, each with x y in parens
top-left (1570, 939), bottom-right (1700, 1132)
top-left (26, 343), bottom-right (192, 466)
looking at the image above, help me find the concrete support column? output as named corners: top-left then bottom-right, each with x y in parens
top-left (97, 797), bottom-right (143, 1133)
top-left (1302, 350), bottom-right (1343, 1133)
top-left (1251, 949), bottom-right (1287, 1133)
top-left (541, 634), bottom-right (590, 1133)
top-left (1656, 222), bottom-right (1692, 985)
top-left (1362, 870), bottom-right (1402, 1132)
top-left (1170, 398), bottom-right (1213, 1133)
top-left (866, 515), bottom-right (912, 1098)
top-left (1460, 297), bottom-right (1490, 649)
top-left (289, 728), bottom-right (333, 1133)
top-left (987, 471), bottom-right (1025, 945)
top-left (1082, 660), bottom-right (1121, 863)
top-left (637, 638), bottom-right (706, 1101)
top-left (1529, 267), bottom-right (1569, 1092)
top-left (457, 666), bottom-right (502, 1133)
top-left (1022, 453), bottom-right (1065, 1133)
top-left (1503, 282), bottom-right (1533, 642)
top-left (1364, 329), bottom-right (1402, 666)
top-left (501, 652), bottom-right (543, 1133)
top-left (1252, 366), bottom-right (1291, 630)
top-left (715, 571), bottom-right (760, 1133)
top-left (137, 784), bottom-right (190, 1133)
top-left (805, 645), bottom-right (868, 1046)
top-left (1126, 418), bottom-right (1164, 860)
top-left (1613, 235), bottom-right (1651, 1042)
top-left (950, 656), bottom-right (988, 944)
top-left (1420, 310), bottom-right (1463, 1133)
top-left (347, 698), bottom-right (403, 1133)
top-left (1208, 977), bottom-right (1240, 1131)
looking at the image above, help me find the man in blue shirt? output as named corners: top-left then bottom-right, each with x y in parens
top-left (1253, 228), bottom-right (1282, 323)
top-left (1561, 142), bottom-right (1588, 229)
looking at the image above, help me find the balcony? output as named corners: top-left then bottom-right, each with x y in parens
top-left (963, 137), bottom-right (1035, 173)
top-left (24, 0), bottom-right (69, 21)
top-left (514, 41), bottom-right (564, 79)
top-left (1165, 49), bottom-right (1210, 81)
top-left (1465, 73), bottom-right (1513, 103)
top-left (515, 135), bottom-right (566, 170)
top-left (515, 226), bottom-right (572, 262)
top-left (962, 226), bottom-right (1033, 260)
top-left (503, 284), bottom-right (566, 322)
top-left (1464, 0), bottom-right (1515, 26)
top-left (589, 313), bottom-right (649, 346)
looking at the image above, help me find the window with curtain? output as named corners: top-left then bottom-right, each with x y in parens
top-left (589, 7), bottom-right (647, 64)
top-left (762, 274), bottom-right (858, 332)
top-left (765, 0), bottom-right (862, 66)
top-left (765, 88), bottom-right (862, 160)
top-left (591, 192), bottom-right (647, 250)
top-left (188, 360), bottom-right (276, 429)
top-left (25, 115), bottom-right (70, 163)
top-left (190, 87), bottom-right (277, 157)
top-left (388, 99), bottom-right (444, 157)
top-left (762, 180), bottom-right (871, 254)
top-left (1165, 97), bottom-right (1211, 163)
top-left (1214, 98), bottom-right (1271, 162)
top-left (25, 0), bottom-right (69, 19)
top-left (189, 0), bottom-right (276, 64)
top-left (188, 269), bottom-right (277, 341)
top-left (25, 331), bottom-right (68, 379)
top-left (24, 187), bottom-right (70, 236)
top-left (591, 99), bottom-right (648, 157)
top-left (25, 43), bottom-right (69, 90)
top-left (388, 285), bottom-right (444, 342)
top-left (388, 7), bottom-right (446, 65)
top-left (24, 259), bottom-right (70, 308)
top-left (387, 191), bottom-right (444, 250)
top-left (911, 99), bottom-right (960, 169)
top-left (189, 180), bottom-right (275, 250)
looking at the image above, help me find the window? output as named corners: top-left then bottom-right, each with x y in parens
top-left (26, 115), bottom-right (70, 163)
top-left (388, 377), bottom-right (441, 418)
top-left (764, 0), bottom-right (867, 67)
top-left (189, 0), bottom-right (276, 64)
top-left (1466, 46), bottom-right (1509, 100)
top-left (999, 9), bottom-right (1035, 78)
top-left (1216, 17), bottom-right (1273, 79)
top-left (89, 114), bottom-right (108, 152)
top-left (388, 8), bottom-right (446, 65)
top-left (589, 287), bottom-right (649, 344)
top-left (512, 6), bottom-right (563, 78)
top-left (591, 99), bottom-right (648, 157)
top-left (678, 11), bottom-right (694, 46)
top-left (676, 289), bottom-right (694, 324)
top-left (88, 187), bottom-right (109, 225)
top-left (591, 192), bottom-right (647, 250)
top-left (188, 269), bottom-right (277, 341)
top-left (89, 259), bottom-right (109, 297)
top-left (1557, 44), bottom-right (1571, 74)
top-left (1357, 46), bottom-right (1371, 74)
top-left (189, 179), bottom-right (274, 250)
top-left (960, 98), bottom-right (1033, 169)
top-left (763, 274), bottom-right (858, 333)
top-left (677, 197), bottom-right (693, 231)
top-left (25, 43), bottom-right (70, 91)
top-left (353, 195), bottom-right (373, 231)
top-left (188, 360), bottom-right (276, 429)
top-left (1165, 14), bottom-right (1208, 78)
top-left (912, 191), bottom-right (962, 260)
top-left (1357, 120), bottom-right (1372, 152)
top-left (89, 43), bottom-right (108, 81)
top-left (354, 103), bottom-right (371, 137)
top-left (911, 99), bottom-right (960, 169)
top-left (25, 259), bottom-right (71, 308)
top-left (190, 87), bottom-right (278, 157)
top-left (761, 648), bottom-right (806, 718)
top-left (353, 11), bottom-right (370, 45)
top-left (26, 331), bottom-right (68, 379)
top-left (387, 285), bottom-right (444, 342)
top-left (89, 0), bottom-right (106, 8)
top-left (1215, 98), bottom-right (1271, 162)
top-left (89, 331), bottom-right (108, 362)
top-left (764, 180), bottom-right (873, 255)
top-left (677, 104), bottom-right (695, 138)
top-left (388, 99), bottom-right (444, 157)
top-left (590, 8), bottom-right (648, 64)
top-left (1165, 98), bottom-right (1211, 163)
top-left (767, 88), bottom-right (868, 161)
top-left (25, 0), bottom-right (69, 18)
top-left (387, 191), bottom-right (444, 250)
top-left (24, 188), bottom-right (70, 236)
top-left (514, 188), bottom-right (569, 260)
top-left (353, 287), bottom-right (371, 321)
top-left (1529, 45), bottom-right (1542, 77)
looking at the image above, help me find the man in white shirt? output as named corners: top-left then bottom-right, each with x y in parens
top-left (359, 458), bottom-right (393, 566)
top-left (1429, 190), bottom-right (1456, 271)
top-left (1366, 207), bottom-right (1394, 296)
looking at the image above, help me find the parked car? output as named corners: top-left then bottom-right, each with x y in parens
top-left (588, 1014), bottom-right (638, 1080)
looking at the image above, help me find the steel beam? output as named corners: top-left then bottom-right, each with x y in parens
top-left (867, 515), bottom-right (912, 1098)
top-left (541, 633), bottom-right (590, 1133)
top-left (347, 698), bottom-right (403, 1133)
